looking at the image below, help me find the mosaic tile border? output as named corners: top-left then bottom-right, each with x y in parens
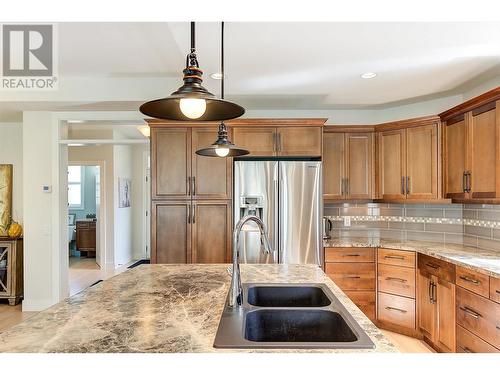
top-left (325, 215), bottom-right (500, 229)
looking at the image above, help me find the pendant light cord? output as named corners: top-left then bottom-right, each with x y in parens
top-left (190, 21), bottom-right (195, 53)
top-left (221, 21), bottom-right (225, 100)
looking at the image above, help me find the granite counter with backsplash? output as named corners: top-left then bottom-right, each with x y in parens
top-left (0, 264), bottom-right (397, 353)
top-left (323, 238), bottom-right (500, 278)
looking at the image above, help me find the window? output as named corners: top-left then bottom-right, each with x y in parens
top-left (68, 166), bottom-right (84, 209)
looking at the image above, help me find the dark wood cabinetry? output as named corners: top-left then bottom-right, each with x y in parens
top-left (0, 238), bottom-right (23, 305)
top-left (76, 220), bottom-right (96, 257)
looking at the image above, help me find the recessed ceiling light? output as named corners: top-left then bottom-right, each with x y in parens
top-left (210, 72), bottom-right (224, 80)
top-left (361, 72), bottom-right (377, 79)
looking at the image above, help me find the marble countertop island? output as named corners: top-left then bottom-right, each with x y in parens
top-left (0, 264), bottom-right (396, 353)
top-left (324, 238), bottom-right (500, 278)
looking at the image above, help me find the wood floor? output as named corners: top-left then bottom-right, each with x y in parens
top-left (380, 329), bottom-right (434, 353)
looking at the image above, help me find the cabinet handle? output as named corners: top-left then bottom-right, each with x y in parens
top-left (192, 176), bottom-right (196, 195)
top-left (187, 177), bottom-right (191, 196)
top-left (463, 171), bottom-right (467, 193)
top-left (341, 178), bottom-right (344, 196)
top-left (386, 277), bottom-right (407, 283)
top-left (406, 176), bottom-right (410, 194)
top-left (401, 176), bottom-right (405, 195)
top-left (385, 255), bottom-right (405, 260)
top-left (192, 204), bottom-right (195, 224)
top-left (343, 254), bottom-right (361, 257)
top-left (345, 275), bottom-right (361, 279)
top-left (496, 289), bottom-right (500, 294)
top-left (432, 282), bottom-right (437, 304)
top-left (187, 205), bottom-right (191, 224)
top-left (459, 306), bottom-right (482, 319)
top-left (425, 262), bottom-right (440, 270)
top-left (278, 133), bottom-right (282, 152)
top-left (273, 133), bottom-right (277, 153)
top-left (466, 171), bottom-right (472, 193)
top-left (385, 306), bottom-right (407, 313)
top-left (459, 275), bottom-right (480, 285)
top-left (346, 178), bottom-right (349, 196)
top-left (459, 346), bottom-right (474, 353)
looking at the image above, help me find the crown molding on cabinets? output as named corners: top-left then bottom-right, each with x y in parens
top-left (439, 87), bottom-right (500, 121)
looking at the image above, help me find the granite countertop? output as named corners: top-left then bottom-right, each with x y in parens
top-left (323, 238), bottom-right (500, 278)
top-left (0, 264), bottom-right (396, 353)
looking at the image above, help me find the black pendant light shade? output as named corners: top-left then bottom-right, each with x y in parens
top-left (139, 22), bottom-right (245, 121)
top-left (195, 122), bottom-right (249, 157)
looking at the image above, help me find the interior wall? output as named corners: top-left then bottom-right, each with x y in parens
top-left (131, 144), bottom-right (150, 260)
top-left (69, 145), bottom-right (115, 268)
top-left (113, 145), bottom-right (133, 267)
top-left (0, 123), bottom-right (23, 222)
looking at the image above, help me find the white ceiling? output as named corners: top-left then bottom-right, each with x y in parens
top-left (56, 22), bottom-right (500, 107)
top-left (1, 22), bottom-right (499, 122)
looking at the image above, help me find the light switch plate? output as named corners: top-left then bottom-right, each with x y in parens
top-left (343, 216), bottom-right (351, 227)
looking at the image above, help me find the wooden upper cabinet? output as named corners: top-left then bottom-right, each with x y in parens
top-left (191, 128), bottom-right (232, 200)
top-left (232, 127), bottom-right (276, 156)
top-left (406, 124), bottom-right (438, 199)
top-left (345, 133), bottom-right (373, 199)
top-left (152, 201), bottom-right (191, 264)
top-left (444, 116), bottom-right (468, 199)
top-left (469, 103), bottom-right (498, 199)
top-left (379, 130), bottom-right (406, 200)
top-left (232, 125), bottom-right (323, 157)
top-left (151, 128), bottom-right (190, 199)
top-left (323, 132), bottom-right (344, 200)
top-left (277, 127), bottom-right (322, 156)
top-left (191, 201), bottom-right (231, 263)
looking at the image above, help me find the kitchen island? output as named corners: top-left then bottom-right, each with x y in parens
top-left (0, 264), bottom-right (396, 353)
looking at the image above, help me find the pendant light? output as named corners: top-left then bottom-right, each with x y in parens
top-left (195, 22), bottom-right (249, 158)
top-left (139, 22), bottom-right (245, 121)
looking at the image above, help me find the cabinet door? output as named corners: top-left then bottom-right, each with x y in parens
top-left (406, 124), bottom-right (438, 199)
top-left (323, 132), bottom-right (344, 200)
top-left (436, 278), bottom-right (456, 352)
top-left (191, 201), bottom-right (231, 263)
top-left (0, 244), bottom-right (12, 296)
top-left (470, 103), bottom-right (498, 198)
top-left (191, 128), bottom-right (232, 200)
top-left (277, 127), bottom-right (322, 156)
top-left (232, 127), bottom-right (276, 156)
top-left (417, 271), bottom-right (436, 341)
top-left (444, 116), bottom-right (468, 199)
top-left (379, 130), bottom-right (406, 199)
top-left (152, 202), bottom-right (190, 264)
top-left (345, 133), bottom-right (373, 199)
top-left (151, 128), bottom-right (191, 199)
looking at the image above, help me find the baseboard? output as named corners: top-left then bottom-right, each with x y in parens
top-left (22, 298), bottom-right (54, 312)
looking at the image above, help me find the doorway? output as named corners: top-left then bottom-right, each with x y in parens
top-left (67, 163), bottom-right (104, 295)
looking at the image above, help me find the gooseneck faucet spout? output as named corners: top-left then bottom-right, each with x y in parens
top-left (228, 215), bottom-right (273, 308)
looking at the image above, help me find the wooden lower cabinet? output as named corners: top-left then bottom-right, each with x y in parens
top-left (457, 325), bottom-right (499, 353)
top-left (0, 238), bottom-right (23, 306)
top-left (152, 201), bottom-right (232, 264)
top-left (417, 256), bottom-right (456, 352)
top-left (324, 247), bottom-right (376, 321)
top-left (377, 292), bottom-right (416, 330)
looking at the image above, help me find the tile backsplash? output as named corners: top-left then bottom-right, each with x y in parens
top-left (324, 202), bottom-right (500, 252)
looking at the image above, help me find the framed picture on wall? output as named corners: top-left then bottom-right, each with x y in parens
top-left (118, 177), bottom-right (131, 208)
top-left (0, 164), bottom-right (13, 236)
top-left (68, 213), bottom-right (76, 226)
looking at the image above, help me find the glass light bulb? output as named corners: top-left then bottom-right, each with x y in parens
top-left (179, 98), bottom-right (206, 119)
top-left (215, 146), bottom-right (230, 157)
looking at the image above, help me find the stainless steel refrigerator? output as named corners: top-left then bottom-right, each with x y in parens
top-left (234, 160), bottom-right (322, 265)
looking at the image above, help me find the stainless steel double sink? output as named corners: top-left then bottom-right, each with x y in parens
top-left (213, 283), bottom-right (375, 349)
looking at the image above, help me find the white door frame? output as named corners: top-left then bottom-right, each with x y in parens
top-left (68, 161), bottom-right (106, 269)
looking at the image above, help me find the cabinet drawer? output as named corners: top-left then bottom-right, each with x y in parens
top-left (457, 325), bottom-right (499, 353)
top-left (76, 222), bottom-right (89, 229)
top-left (418, 253), bottom-right (455, 283)
top-left (345, 290), bottom-right (375, 321)
top-left (325, 247), bottom-right (375, 263)
top-left (378, 263), bottom-right (416, 299)
top-left (457, 287), bottom-right (500, 348)
top-left (377, 292), bottom-right (416, 330)
top-left (490, 277), bottom-right (500, 303)
top-left (325, 263), bottom-right (375, 291)
top-left (456, 266), bottom-right (490, 298)
top-left (378, 248), bottom-right (415, 268)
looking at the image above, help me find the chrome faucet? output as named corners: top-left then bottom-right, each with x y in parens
top-left (228, 215), bottom-right (273, 308)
